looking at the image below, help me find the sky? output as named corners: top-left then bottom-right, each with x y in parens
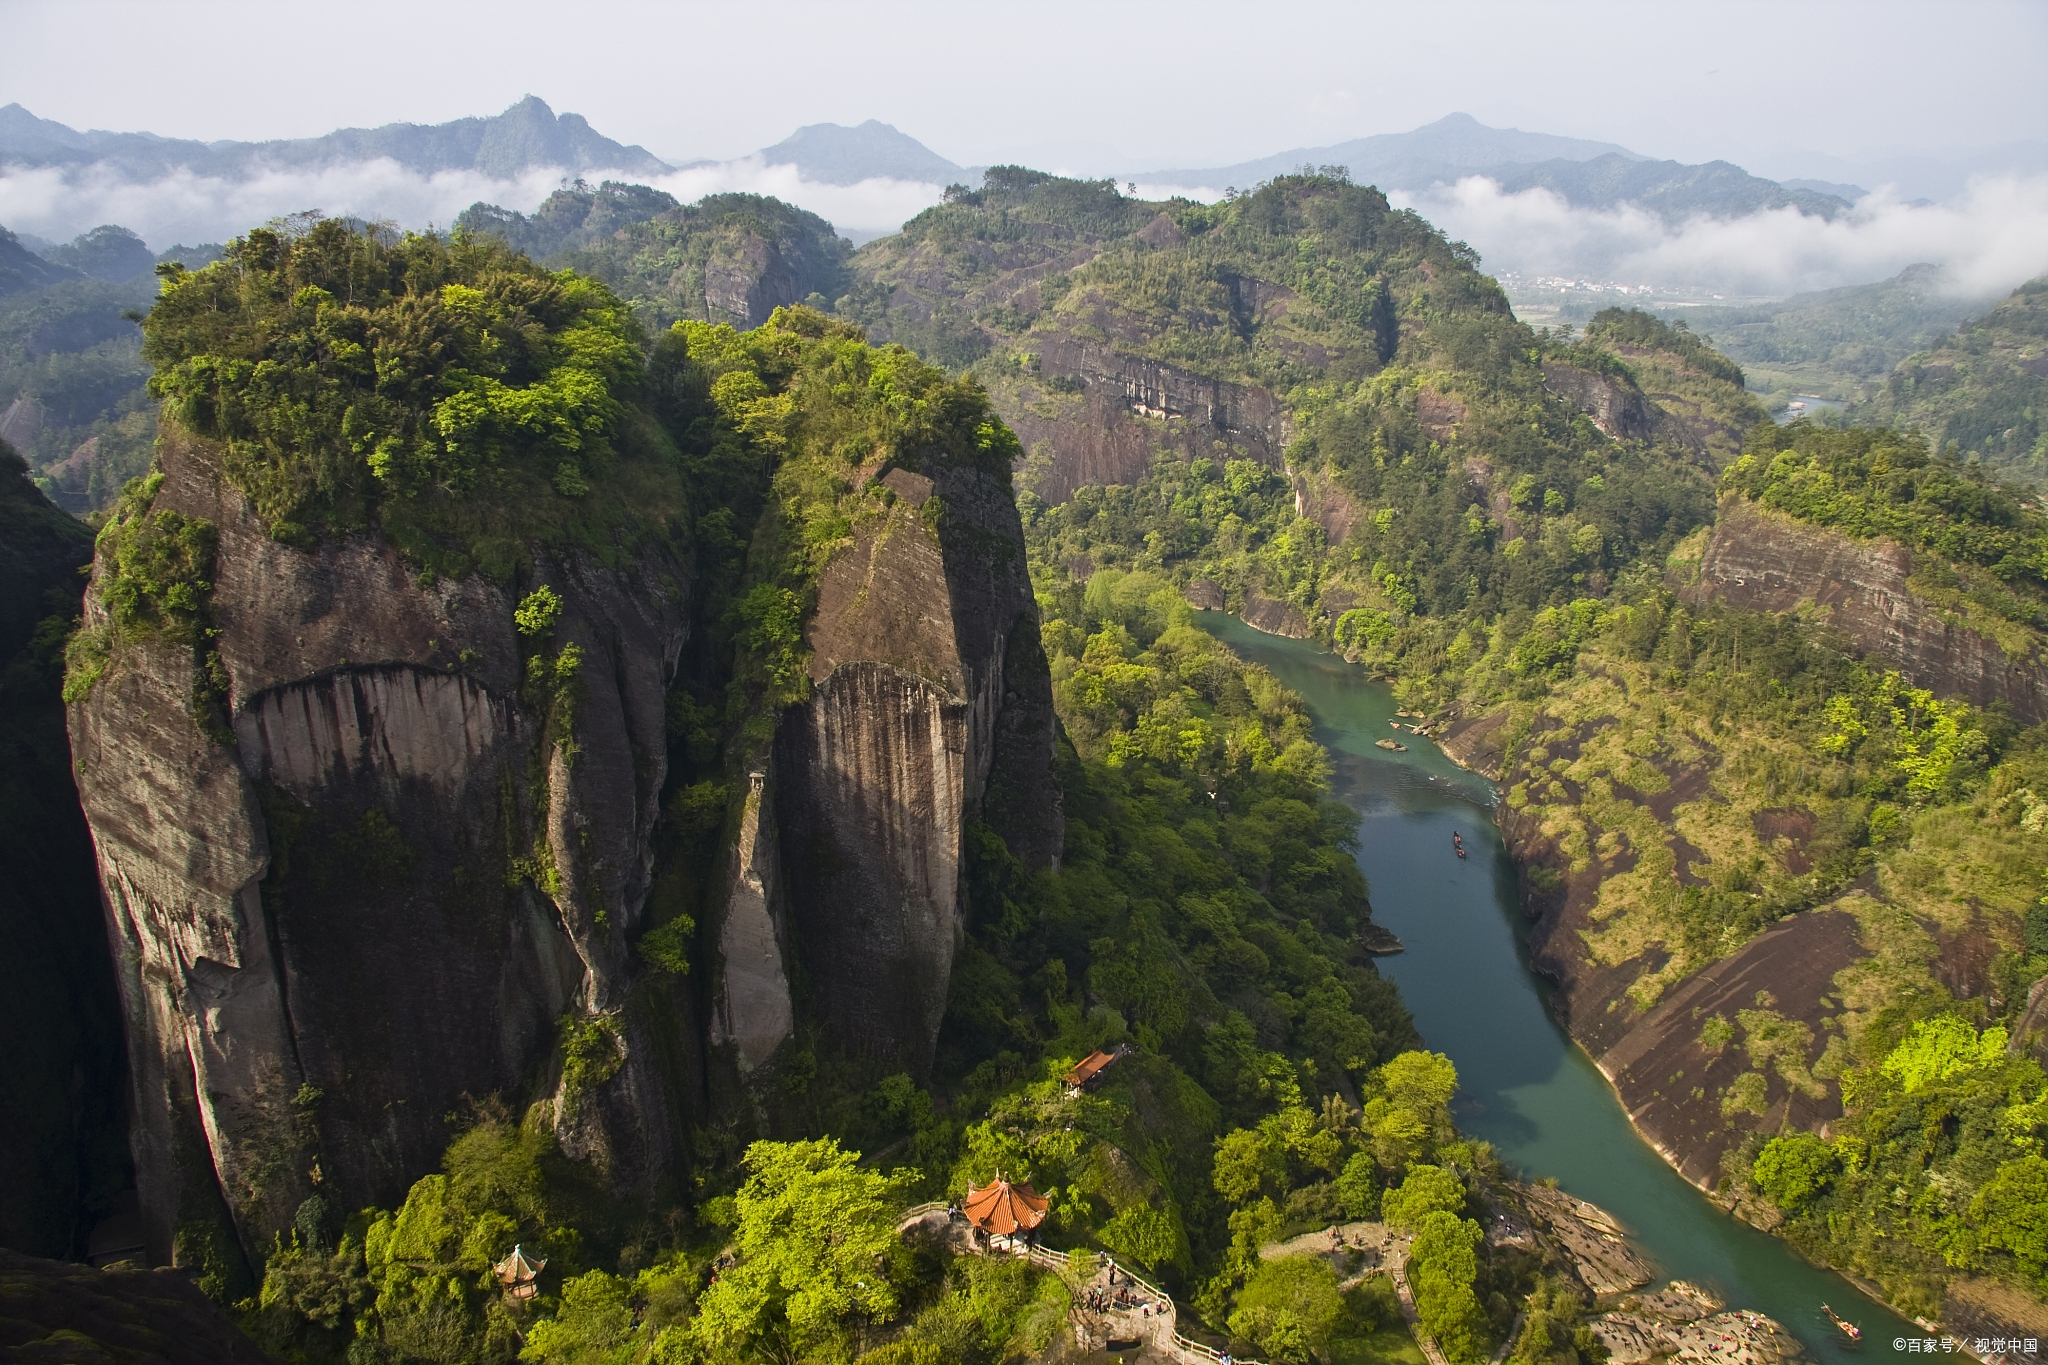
top-left (5, 0), bottom-right (2044, 175)
top-left (5, 0), bottom-right (2047, 299)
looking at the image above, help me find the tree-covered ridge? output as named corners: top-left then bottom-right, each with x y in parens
top-left (458, 183), bottom-right (853, 334)
top-left (141, 219), bottom-right (685, 578)
top-left (1852, 276), bottom-right (2048, 489)
top-left (1727, 423), bottom-right (2047, 577)
top-left (1576, 307), bottom-right (1768, 466)
top-left (1749, 1014), bottom-right (2048, 1316)
top-left (1027, 174), bottom-right (1429, 393)
top-left (847, 170), bottom-right (1486, 391)
top-left (1725, 423), bottom-right (2048, 649)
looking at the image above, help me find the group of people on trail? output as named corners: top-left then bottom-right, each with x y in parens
top-left (1085, 1266), bottom-right (1157, 1318)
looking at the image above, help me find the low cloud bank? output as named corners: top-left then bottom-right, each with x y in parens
top-left (9, 155), bottom-right (2042, 303)
top-left (1392, 175), bottom-right (2048, 299)
top-left (0, 156), bottom-right (948, 249)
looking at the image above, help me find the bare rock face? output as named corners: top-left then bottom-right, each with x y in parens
top-left (1542, 361), bottom-right (1693, 449)
top-left (1241, 594), bottom-right (1311, 639)
top-left (717, 460), bottom-right (1062, 1073)
top-left (68, 424), bottom-right (689, 1266)
top-left (1005, 336), bottom-right (1290, 503)
top-left (703, 231), bottom-right (808, 326)
top-left (1685, 496), bottom-right (2048, 723)
top-left (1585, 911), bottom-right (1863, 1188)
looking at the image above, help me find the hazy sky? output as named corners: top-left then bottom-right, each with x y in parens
top-left (5, 0), bottom-right (2044, 175)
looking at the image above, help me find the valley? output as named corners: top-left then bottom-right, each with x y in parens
top-left (0, 96), bottom-right (2044, 1365)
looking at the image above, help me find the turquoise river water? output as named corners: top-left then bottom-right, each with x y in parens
top-left (1198, 613), bottom-right (1923, 1362)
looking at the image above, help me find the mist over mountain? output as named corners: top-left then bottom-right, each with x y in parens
top-left (742, 118), bottom-right (973, 186)
top-left (1133, 112), bottom-right (1644, 191)
top-left (4, 98), bottom-right (2045, 327)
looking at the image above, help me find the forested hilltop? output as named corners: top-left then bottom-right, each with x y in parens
top-left (704, 166), bottom-right (2048, 1336)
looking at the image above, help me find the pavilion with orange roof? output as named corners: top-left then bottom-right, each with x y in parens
top-left (961, 1176), bottom-right (1048, 1249)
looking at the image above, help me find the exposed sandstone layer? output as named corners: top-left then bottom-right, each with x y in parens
top-left (1683, 496), bottom-right (2048, 723)
top-left (1543, 361), bottom-right (1700, 453)
top-left (778, 464), bottom-right (1056, 1072)
top-left (68, 424), bottom-right (690, 1265)
top-left (1003, 336), bottom-right (1290, 503)
top-left (1583, 911), bottom-right (1863, 1188)
top-left (1291, 464), bottom-right (1368, 549)
top-left (1491, 738), bottom-right (1865, 1195)
top-left (744, 461), bottom-right (1062, 1072)
top-left (1241, 594), bottom-right (1312, 639)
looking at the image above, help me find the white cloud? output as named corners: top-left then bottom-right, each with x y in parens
top-left (1390, 174), bottom-right (2048, 299)
top-left (0, 156), bottom-right (949, 250)
top-left (10, 153), bottom-right (2044, 306)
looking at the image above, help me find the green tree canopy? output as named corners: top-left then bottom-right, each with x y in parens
top-left (690, 1138), bottom-right (906, 1363)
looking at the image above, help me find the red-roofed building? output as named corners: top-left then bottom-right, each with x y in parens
top-left (1063, 1044), bottom-right (1133, 1095)
top-left (962, 1178), bottom-right (1048, 1247)
top-left (492, 1244), bottom-right (546, 1300)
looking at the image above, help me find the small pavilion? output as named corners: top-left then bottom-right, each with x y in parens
top-left (492, 1244), bottom-right (546, 1300)
top-left (961, 1177), bottom-right (1048, 1250)
top-left (1063, 1044), bottom-right (1133, 1096)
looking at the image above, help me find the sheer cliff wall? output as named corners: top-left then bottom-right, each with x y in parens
top-left (0, 452), bottom-right (128, 1258)
top-left (1683, 495), bottom-right (2048, 723)
top-left (712, 461), bottom-right (1062, 1078)
top-left (67, 423), bottom-right (690, 1267)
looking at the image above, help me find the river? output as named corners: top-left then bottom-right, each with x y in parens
top-left (1198, 613), bottom-right (1922, 1362)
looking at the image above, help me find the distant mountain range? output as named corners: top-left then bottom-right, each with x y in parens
top-left (0, 96), bottom-right (668, 180)
top-left (1134, 114), bottom-right (1854, 219)
top-left (1, 100), bottom-right (1859, 225)
top-left (1133, 113), bottom-right (1639, 190)
top-left (707, 120), bottom-right (977, 187)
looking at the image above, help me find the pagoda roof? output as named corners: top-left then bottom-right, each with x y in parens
top-left (492, 1244), bottom-right (546, 1284)
top-left (962, 1178), bottom-right (1048, 1235)
top-left (1063, 1044), bottom-right (1130, 1089)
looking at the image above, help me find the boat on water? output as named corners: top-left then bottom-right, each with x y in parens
top-left (1822, 1304), bottom-right (1861, 1342)
top-left (1452, 832), bottom-right (1467, 859)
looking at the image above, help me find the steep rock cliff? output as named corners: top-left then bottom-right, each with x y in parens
top-left (68, 423), bottom-right (690, 1266)
top-left (713, 461), bottom-right (1062, 1076)
top-left (1541, 359), bottom-right (1700, 454)
top-left (1683, 496), bottom-right (2048, 723)
top-left (0, 449), bottom-right (129, 1258)
top-left (1003, 336), bottom-right (1291, 503)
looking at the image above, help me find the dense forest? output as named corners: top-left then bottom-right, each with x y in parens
top-left (14, 215), bottom-right (1613, 1365)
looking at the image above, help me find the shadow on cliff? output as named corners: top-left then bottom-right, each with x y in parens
top-left (0, 442), bottom-right (131, 1258)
